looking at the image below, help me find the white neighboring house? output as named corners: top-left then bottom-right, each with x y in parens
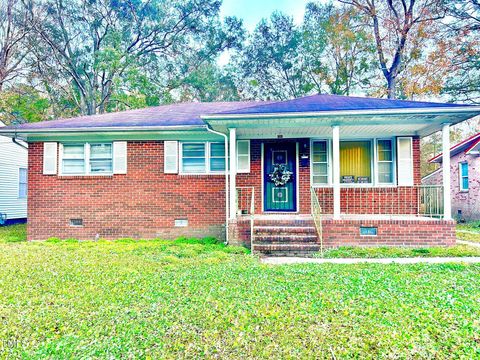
top-left (0, 121), bottom-right (28, 224)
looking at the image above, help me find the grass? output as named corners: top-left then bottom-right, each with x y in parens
top-left (0, 223), bottom-right (26, 243)
top-left (321, 245), bottom-right (480, 258)
top-left (0, 225), bottom-right (479, 357)
top-left (456, 221), bottom-right (480, 244)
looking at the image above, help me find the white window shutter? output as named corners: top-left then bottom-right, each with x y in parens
top-left (397, 137), bottom-right (413, 186)
top-left (113, 141), bottom-right (127, 174)
top-left (43, 142), bottom-right (58, 175)
top-left (164, 141), bottom-right (178, 173)
top-left (237, 140), bottom-right (250, 173)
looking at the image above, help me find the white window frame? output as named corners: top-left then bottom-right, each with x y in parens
top-left (311, 139), bottom-right (330, 186)
top-left (311, 137), bottom-right (398, 188)
top-left (375, 138), bottom-right (396, 186)
top-left (18, 167), bottom-right (27, 199)
top-left (59, 142), bottom-right (113, 176)
top-left (179, 141), bottom-right (227, 175)
top-left (459, 162), bottom-right (469, 192)
top-left (209, 142), bottom-right (227, 174)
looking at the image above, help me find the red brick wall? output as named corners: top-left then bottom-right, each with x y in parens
top-left (28, 141), bottom-right (226, 240)
top-left (322, 219), bottom-right (456, 247)
top-left (314, 187), bottom-right (419, 215)
top-left (229, 218), bottom-right (456, 248)
top-left (28, 136), bottom-right (426, 241)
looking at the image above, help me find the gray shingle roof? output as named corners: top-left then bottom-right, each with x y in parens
top-left (6, 94), bottom-right (474, 131)
top-left (217, 94), bottom-right (470, 115)
top-left (12, 101), bottom-right (271, 130)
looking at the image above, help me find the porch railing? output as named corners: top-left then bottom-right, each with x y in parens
top-left (236, 187), bottom-right (255, 252)
top-left (310, 186), bottom-right (323, 254)
top-left (418, 185), bottom-right (444, 218)
top-left (312, 185), bottom-right (444, 218)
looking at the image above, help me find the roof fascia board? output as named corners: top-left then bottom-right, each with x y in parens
top-left (202, 106), bottom-right (480, 120)
top-left (465, 138), bottom-right (480, 154)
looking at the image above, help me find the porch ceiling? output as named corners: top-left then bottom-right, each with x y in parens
top-left (204, 110), bottom-right (480, 138)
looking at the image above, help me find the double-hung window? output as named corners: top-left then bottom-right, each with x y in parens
top-left (377, 139), bottom-right (394, 184)
top-left (89, 143), bottom-right (113, 174)
top-left (312, 140), bottom-right (329, 185)
top-left (459, 162), bottom-right (469, 191)
top-left (62, 144), bottom-right (86, 174)
top-left (181, 142), bottom-right (227, 174)
top-left (19, 168), bottom-right (27, 198)
top-left (61, 143), bottom-right (113, 175)
top-left (181, 143), bottom-right (207, 173)
top-left (210, 142), bottom-right (226, 172)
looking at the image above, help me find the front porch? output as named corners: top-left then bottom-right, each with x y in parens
top-left (225, 131), bottom-right (454, 255)
top-left (200, 96), bottom-right (479, 254)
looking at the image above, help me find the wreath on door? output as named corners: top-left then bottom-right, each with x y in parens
top-left (269, 163), bottom-right (293, 187)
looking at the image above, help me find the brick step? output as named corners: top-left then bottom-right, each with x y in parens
top-left (253, 226), bottom-right (317, 236)
top-left (254, 219), bottom-right (315, 227)
top-left (253, 243), bottom-right (322, 256)
top-left (254, 234), bottom-right (319, 243)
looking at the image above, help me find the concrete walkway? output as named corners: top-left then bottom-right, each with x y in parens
top-left (262, 256), bottom-right (480, 265)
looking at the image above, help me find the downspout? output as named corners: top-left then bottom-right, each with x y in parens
top-left (12, 137), bottom-right (28, 150)
top-left (205, 125), bottom-right (230, 245)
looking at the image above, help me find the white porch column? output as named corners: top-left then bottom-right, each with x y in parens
top-left (442, 123), bottom-right (452, 220)
top-left (229, 128), bottom-right (237, 220)
top-left (332, 125), bottom-right (341, 220)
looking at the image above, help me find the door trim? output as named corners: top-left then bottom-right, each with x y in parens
top-left (262, 141), bottom-right (299, 213)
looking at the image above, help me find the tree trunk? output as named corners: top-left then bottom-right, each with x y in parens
top-left (387, 75), bottom-right (396, 99)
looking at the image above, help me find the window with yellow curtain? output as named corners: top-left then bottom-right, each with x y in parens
top-left (340, 141), bottom-right (372, 183)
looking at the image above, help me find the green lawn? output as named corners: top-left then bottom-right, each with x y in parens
top-left (0, 225), bottom-right (479, 357)
top-left (457, 221), bottom-right (480, 244)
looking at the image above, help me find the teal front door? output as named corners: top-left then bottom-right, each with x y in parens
top-left (264, 142), bottom-right (297, 212)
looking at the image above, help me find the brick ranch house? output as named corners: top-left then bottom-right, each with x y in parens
top-left (423, 132), bottom-right (480, 222)
top-left (2, 94), bottom-right (480, 255)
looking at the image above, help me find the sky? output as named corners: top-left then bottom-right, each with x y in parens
top-left (220, 0), bottom-right (312, 31)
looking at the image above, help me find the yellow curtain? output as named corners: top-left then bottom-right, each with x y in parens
top-left (340, 141), bottom-right (371, 180)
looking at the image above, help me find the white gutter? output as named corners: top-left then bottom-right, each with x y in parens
top-left (205, 125), bottom-right (230, 245)
top-left (202, 106), bottom-right (480, 120)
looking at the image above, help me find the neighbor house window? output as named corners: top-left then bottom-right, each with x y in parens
top-left (61, 143), bottom-right (113, 175)
top-left (377, 139), bottom-right (394, 184)
top-left (19, 168), bottom-right (27, 198)
top-left (312, 140), bottom-right (329, 185)
top-left (459, 162), bottom-right (469, 191)
top-left (340, 141), bottom-right (372, 184)
top-left (180, 142), bottom-right (227, 174)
